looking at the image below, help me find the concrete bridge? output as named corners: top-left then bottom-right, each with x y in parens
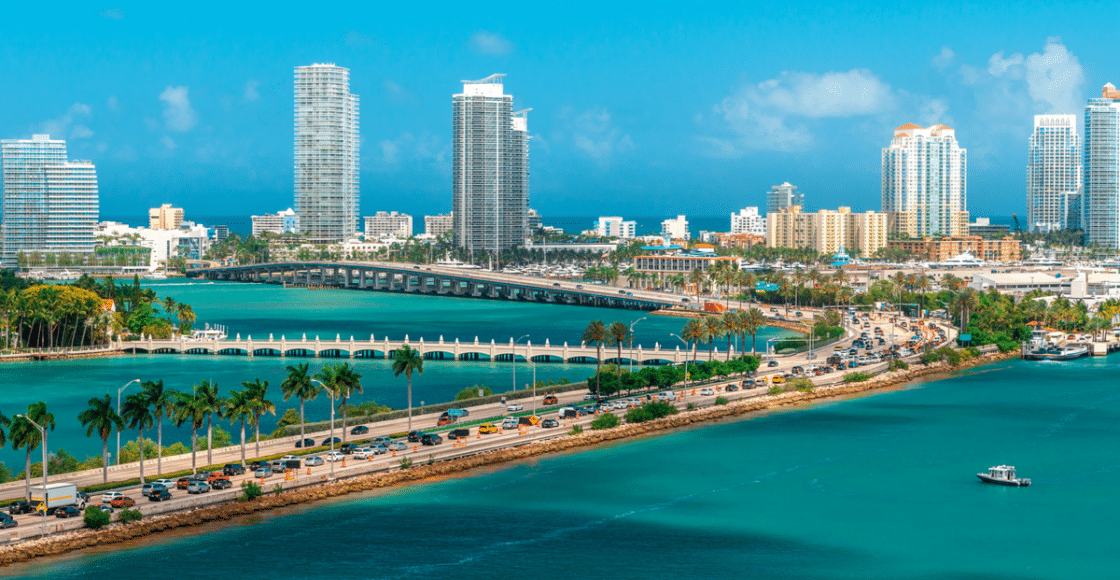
top-left (187, 261), bottom-right (687, 311)
top-left (120, 333), bottom-right (727, 365)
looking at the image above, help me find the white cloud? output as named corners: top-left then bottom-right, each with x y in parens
top-left (560, 108), bottom-right (635, 165)
top-left (106, 96), bottom-right (119, 111)
top-left (38, 103), bottom-right (94, 140)
top-left (917, 98), bottom-right (953, 127)
top-left (160, 136), bottom-right (177, 150)
top-left (159, 86), bottom-right (197, 132)
top-left (470, 31), bottom-right (512, 56)
top-left (987, 51), bottom-right (1025, 78)
top-left (932, 47), bottom-right (955, 70)
top-left (974, 38), bottom-right (1085, 116)
top-left (243, 80), bottom-right (260, 102)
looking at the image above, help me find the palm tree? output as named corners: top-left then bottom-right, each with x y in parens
top-left (281, 362), bottom-right (318, 445)
top-left (605, 321), bottom-right (631, 377)
top-left (11, 402), bottom-right (54, 501)
top-left (225, 388), bottom-right (252, 465)
top-left (244, 378), bottom-right (275, 459)
top-left (581, 320), bottom-right (607, 395)
top-left (172, 390), bottom-right (207, 475)
top-left (142, 380), bottom-right (175, 476)
top-left (0, 411), bottom-right (9, 451)
top-left (121, 392), bottom-right (154, 484)
top-left (721, 311), bottom-right (741, 361)
top-left (743, 308), bottom-right (765, 354)
top-left (177, 304), bottom-right (196, 334)
top-left (162, 296), bottom-right (177, 324)
top-left (391, 345), bottom-right (424, 432)
top-left (680, 318), bottom-right (707, 379)
top-left (78, 395), bottom-right (124, 483)
top-left (703, 316), bottom-right (725, 361)
top-left (333, 363), bottom-right (364, 442)
top-left (313, 363), bottom-right (341, 435)
top-left (195, 380), bottom-right (224, 465)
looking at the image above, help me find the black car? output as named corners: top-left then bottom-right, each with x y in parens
top-left (725, 384), bottom-right (739, 392)
top-left (407, 431), bottom-right (423, 443)
top-left (248, 460), bottom-right (268, 470)
top-left (350, 425), bottom-right (369, 435)
top-left (223, 463), bottom-right (246, 476)
top-left (447, 428), bottom-right (470, 440)
top-left (420, 433), bottom-right (443, 446)
top-left (294, 438), bottom-right (316, 448)
top-left (540, 418), bottom-right (559, 428)
top-left (767, 360), bottom-right (779, 367)
top-left (210, 478), bottom-right (233, 490)
top-left (0, 514), bottom-right (18, 529)
top-left (8, 500), bottom-right (33, 515)
top-left (149, 490), bottom-right (172, 502)
top-left (55, 505), bottom-right (81, 518)
top-left (321, 436), bottom-right (341, 447)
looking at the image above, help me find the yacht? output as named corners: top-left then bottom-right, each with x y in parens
top-left (1023, 328), bottom-right (1089, 361)
top-left (977, 465), bottom-right (1031, 487)
top-left (186, 323), bottom-right (228, 341)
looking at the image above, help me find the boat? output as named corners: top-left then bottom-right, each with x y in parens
top-left (1022, 328), bottom-right (1090, 360)
top-left (977, 465), bottom-right (1031, 486)
top-left (186, 323), bottom-right (228, 341)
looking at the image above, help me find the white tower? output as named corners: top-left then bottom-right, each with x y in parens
top-left (881, 123), bottom-right (968, 237)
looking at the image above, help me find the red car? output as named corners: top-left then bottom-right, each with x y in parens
top-left (110, 496), bottom-right (135, 508)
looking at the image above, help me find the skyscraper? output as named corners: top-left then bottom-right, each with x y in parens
top-left (1027, 115), bottom-right (1082, 233)
top-left (1, 134), bottom-right (99, 268)
top-left (294, 63), bottom-right (359, 242)
top-left (1082, 83), bottom-right (1120, 248)
top-left (766, 182), bottom-right (803, 214)
top-left (881, 123), bottom-right (968, 237)
top-left (452, 74), bottom-right (530, 253)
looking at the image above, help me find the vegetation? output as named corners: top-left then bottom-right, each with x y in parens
top-left (590, 413), bottom-right (620, 430)
top-left (793, 378), bottom-right (815, 393)
top-left (842, 372), bottom-right (875, 383)
top-left (455, 385), bottom-right (493, 401)
top-left (624, 401), bottom-right (679, 423)
top-left (568, 425), bottom-right (583, 435)
top-left (83, 506), bottom-right (111, 529)
top-left (768, 385), bottom-right (784, 396)
top-left (239, 480), bottom-right (263, 501)
top-left (119, 507), bottom-right (143, 523)
top-left (391, 345), bottom-right (424, 433)
top-left (888, 360), bottom-right (910, 371)
top-left (714, 396), bottom-right (729, 406)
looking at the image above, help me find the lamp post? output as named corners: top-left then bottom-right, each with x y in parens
top-left (512, 334), bottom-right (529, 393)
top-left (311, 379), bottom-right (335, 478)
top-left (116, 379), bottom-right (140, 465)
top-left (669, 332), bottom-right (690, 383)
top-left (628, 317), bottom-right (647, 373)
top-left (16, 414), bottom-right (48, 538)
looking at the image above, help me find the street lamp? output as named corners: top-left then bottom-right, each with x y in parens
top-left (628, 317), bottom-right (647, 373)
top-left (16, 414), bottom-right (48, 538)
top-left (512, 334), bottom-right (529, 393)
top-left (311, 379), bottom-right (335, 478)
top-left (669, 333), bottom-right (691, 383)
top-left (116, 379), bottom-right (140, 465)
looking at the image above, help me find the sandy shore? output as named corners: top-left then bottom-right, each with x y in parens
top-left (0, 349), bottom-right (1016, 566)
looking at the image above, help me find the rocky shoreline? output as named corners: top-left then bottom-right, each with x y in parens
top-left (0, 349), bottom-right (1016, 567)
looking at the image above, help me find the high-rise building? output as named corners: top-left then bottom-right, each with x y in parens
top-left (660, 215), bottom-right (689, 240)
top-left (730, 207), bottom-right (766, 235)
top-left (766, 206), bottom-right (887, 256)
top-left (1027, 114), bottom-right (1081, 233)
top-left (595, 216), bottom-right (637, 239)
top-left (452, 74), bottom-right (530, 253)
top-left (1, 135), bottom-right (99, 268)
top-left (364, 211), bottom-right (413, 239)
top-left (424, 212), bottom-right (454, 238)
top-left (1082, 83), bottom-right (1120, 248)
top-left (149, 203), bottom-right (184, 230)
top-left (251, 209), bottom-right (300, 236)
top-left (882, 123), bottom-right (968, 237)
top-left (294, 63), bottom-right (360, 242)
top-left (766, 182), bottom-right (803, 214)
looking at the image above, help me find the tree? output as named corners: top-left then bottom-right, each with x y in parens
top-left (225, 388), bottom-right (252, 465)
top-left (680, 318), bottom-right (707, 379)
top-left (244, 378), bottom-right (275, 459)
top-left (77, 395), bottom-right (123, 484)
top-left (581, 320), bottom-right (607, 395)
top-left (120, 392), bottom-right (154, 484)
top-left (281, 362), bottom-right (318, 446)
top-left (11, 402), bottom-right (54, 501)
top-left (391, 345), bottom-right (424, 432)
top-left (333, 363), bottom-right (363, 442)
top-left (142, 380), bottom-right (175, 476)
top-left (172, 390), bottom-right (207, 475)
top-left (605, 321), bottom-right (631, 378)
top-left (195, 380), bottom-right (224, 465)
top-left (743, 308), bottom-right (765, 354)
top-left (703, 316), bottom-right (725, 361)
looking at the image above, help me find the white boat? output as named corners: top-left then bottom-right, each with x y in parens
top-left (977, 465), bottom-right (1031, 487)
top-left (186, 323), bottom-right (228, 341)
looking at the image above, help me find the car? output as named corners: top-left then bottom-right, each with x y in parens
top-left (153, 478), bottom-right (175, 489)
top-left (149, 490), bottom-right (173, 502)
top-left (541, 418), bottom-right (560, 428)
top-left (110, 496), bottom-right (136, 508)
top-left (255, 467), bottom-right (274, 478)
top-left (295, 438), bottom-right (316, 448)
top-left (209, 477), bottom-right (233, 490)
top-left (372, 445), bottom-right (387, 455)
top-left (55, 506), bottom-right (81, 518)
top-left (353, 448), bottom-right (372, 460)
top-left (304, 455), bottom-right (325, 466)
top-left (610, 400), bottom-right (628, 410)
top-left (553, 282), bottom-right (561, 287)
top-left (352, 425), bottom-right (368, 435)
top-left (420, 433), bottom-right (443, 446)
top-left (543, 394), bottom-right (558, 405)
top-left (407, 431), bottom-right (424, 442)
top-left (437, 414), bottom-right (455, 426)
top-left (0, 514), bottom-right (17, 529)
top-left (558, 407), bottom-right (578, 419)
top-left (386, 442), bottom-right (408, 452)
top-left (502, 418), bottom-right (520, 430)
top-left (326, 451), bottom-right (345, 462)
top-left (340, 443), bottom-right (355, 454)
top-left (321, 437), bottom-right (341, 447)
top-left (447, 428), bottom-right (470, 440)
top-left (725, 384), bottom-right (739, 392)
top-left (772, 376), bottom-right (786, 384)
top-left (101, 491), bottom-right (124, 503)
top-left (583, 393), bottom-right (598, 401)
top-left (270, 460), bottom-right (287, 473)
top-left (700, 388), bottom-right (716, 396)
top-left (767, 360), bottom-right (779, 367)
top-left (506, 403), bottom-right (524, 412)
top-left (195, 470), bottom-right (213, 481)
top-left (8, 501), bottom-right (33, 515)
top-left (188, 481), bottom-right (211, 494)
top-left (478, 423), bottom-right (498, 434)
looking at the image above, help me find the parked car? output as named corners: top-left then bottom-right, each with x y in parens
top-left (304, 456), bottom-right (325, 467)
top-left (506, 403), bottom-right (524, 412)
top-left (700, 388), bottom-right (716, 396)
top-left (350, 425), bottom-right (369, 435)
top-left (8, 501), bottom-right (33, 515)
top-left (223, 463), bottom-right (246, 476)
top-left (188, 482), bottom-right (211, 494)
top-left (326, 451), bottom-right (345, 462)
top-left (110, 496), bottom-right (136, 508)
top-left (295, 438), bottom-right (316, 448)
top-left (149, 490), bottom-right (172, 502)
top-left (0, 514), bottom-right (17, 529)
top-left (420, 433), bottom-right (443, 446)
top-left (55, 506), bottom-right (81, 519)
top-left (447, 428), bottom-right (470, 440)
top-left (478, 423), bottom-right (498, 434)
top-left (255, 467), bottom-right (273, 478)
top-left (543, 394), bottom-right (558, 405)
top-left (541, 418), bottom-right (560, 428)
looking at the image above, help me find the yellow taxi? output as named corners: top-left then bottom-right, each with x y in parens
top-left (478, 423), bottom-right (498, 434)
top-left (772, 375), bottom-right (786, 384)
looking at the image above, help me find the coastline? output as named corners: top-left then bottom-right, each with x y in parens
top-left (0, 348), bottom-right (1017, 567)
top-left (0, 350), bottom-right (122, 363)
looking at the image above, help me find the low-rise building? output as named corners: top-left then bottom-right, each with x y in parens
top-left (714, 232), bottom-right (766, 250)
top-left (252, 209), bottom-right (299, 236)
top-left (661, 215), bottom-right (690, 240)
top-left (888, 236), bottom-right (1021, 263)
top-left (149, 204), bottom-right (184, 230)
top-left (364, 211), bottom-right (413, 239)
top-left (730, 207), bottom-right (766, 236)
top-left (969, 217), bottom-right (1011, 238)
top-left (595, 216), bottom-right (637, 239)
top-left (425, 212), bottom-right (454, 238)
top-left (635, 252), bottom-right (738, 274)
top-left (766, 206), bottom-right (887, 255)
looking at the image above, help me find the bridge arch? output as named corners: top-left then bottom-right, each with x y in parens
top-left (493, 353), bottom-right (528, 363)
top-left (457, 352), bottom-right (492, 362)
top-left (253, 348), bottom-right (282, 357)
top-left (183, 347), bottom-right (210, 355)
top-left (217, 348), bottom-right (248, 356)
top-left (640, 358), bottom-right (674, 366)
top-left (284, 348), bottom-right (316, 357)
top-left (423, 351), bottom-right (456, 360)
top-left (530, 354), bottom-right (565, 363)
top-left (604, 357), bottom-right (637, 365)
top-left (565, 356), bottom-right (599, 364)
top-left (353, 349), bottom-right (384, 359)
top-left (317, 349), bottom-right (350, 358)
top-left (152, 347), bottom-right (180, 354)
top-left (124, 346), bottom-right (150, 354)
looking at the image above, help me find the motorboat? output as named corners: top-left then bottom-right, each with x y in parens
top-left (1023, 328), bottom-right (1089, 360)
top-left (186, 323), bottom-right (228, 341)
top-left (977, 465), bottom-right (1031, 487)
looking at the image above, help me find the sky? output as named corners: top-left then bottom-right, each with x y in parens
top-left (0, 1), bottom-right (1109, 226)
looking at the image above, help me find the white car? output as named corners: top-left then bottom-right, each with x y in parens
top-left (280, 454), bottom-right (298, 461)
top-left (153, 479), bottom-right (175, 488)
top-left (502, 418), bottom-right (519, 430)
top-left (101, 492), bottom-right (123, 503)
top-left (626, 397), bottom-right (643, 406)
top-left (583, 393), bottom-right (597, 401)
top-left (352, 448), bottom-right (371, 460)
top-left (326, 451), bottom-right (345, 462)
top-left (700, 388), bottom-right (716, 396)
top-left (506, 403), bottom-right (524, 412)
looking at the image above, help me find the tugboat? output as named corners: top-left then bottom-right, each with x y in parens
top-left (977, 465), bottom-right (1031, 487)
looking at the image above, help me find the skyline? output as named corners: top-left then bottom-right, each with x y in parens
top-left (0, 2), bottom-right (1107, 221)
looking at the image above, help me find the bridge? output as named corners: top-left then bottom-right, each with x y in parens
top-left (119, 333), bottom-right (728, 365)
top-left (186, 261), bottom-right (687, 311)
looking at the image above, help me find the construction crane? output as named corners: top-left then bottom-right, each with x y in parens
top-left (1011, 214), bottom-right (1024, 240)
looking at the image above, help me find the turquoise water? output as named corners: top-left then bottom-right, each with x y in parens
top-left (10, 356), bottom-right (1120, 578)
top-left (0, 281), bottom-right (783, 468)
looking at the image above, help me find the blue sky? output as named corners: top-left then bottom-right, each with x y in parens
top-left (0, 1), bottom-right (1109, 224)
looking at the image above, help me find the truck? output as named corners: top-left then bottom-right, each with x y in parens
top-left (30, 483), bottom-right (86, 515)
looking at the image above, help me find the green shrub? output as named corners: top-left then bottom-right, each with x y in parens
top-left (686, 402), bottom-right (697, 410)
top-left (84, 506), bottom-right (111, 529)
top-left (568, 425), bottom-right (583, 435)
top-left (119, 508), bottom-right (143, 523)
top-left (843, 372), bottom-right (874, 383)
top-left (399, 458), bottom-right (413, 469)
top-left (625, 407), bottom-right (653, 423)
top-left (455, 385), bottom-right (493, 401)
top-left (590, 413), bottom-right (620, 430)
top-left (239, 480), bottom-right (263, 501)
top-left (919, 350), bottom-right (940, 365)
top-left (272, 484), bottom-right (284, 496)
top-left (793, 378), bottom-right (815, 393)
top-left (888, 360), bottom-right (910, 371)
top-left (965, 346), bottom-right (981, 358)
top-left (768, 386), bottom-right (783, 396)
top-left (714, 396), bottom-right (729, 405)
top-left (937, 347), bottom-right (962, 366)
